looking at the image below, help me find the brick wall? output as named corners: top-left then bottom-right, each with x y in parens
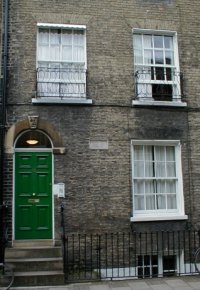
top-left (3, 0), bottom-right (200, 237)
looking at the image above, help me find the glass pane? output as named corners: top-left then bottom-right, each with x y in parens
top-left (134, 145), bottom-right (143, 160)
top-left (62, 30), bottom-right (72, 45)
top-left (144, 50), bottom-right (153, 64)
top-left (155, 51), bottom-right (164, 64)
top-left (135, 196), bottom-right (145, 210)
top-left (146, 195), bottom-right (155, 210)
top-left (166, 68), bottom-right (172, 81)
top-left (16, 130), bottom-right (52, 148)
top-left (164, 36), bottom-right (173, 49)
top-left (166, 161), bottom-right (176, 177)
top-left (62, 30), bottom-right (72, 61)
top-left (155, 67), bottom-right (165, 80)
top-left (73, 30), bottom-right (85, 62)
top-left (143, 35), bottom-right (152, 48)
top-left (157, 194), bottom-right (166, 209)
top-left (50, 29), bottom-right (60, 45)
top-left (145, 180), bottom-right (154, 194)
top-left (144, 146), bottom-right (153, 161)
top-left (134, 180), bottom-right (145, 194)
top-left (166, 180), bottom-right (176, 193)
top-left (50, 45), bottom-right (60, 60)
top-left (155, 162), bottom-right (166, 177)
top-left (134, 161), bottom-right (144, 177)
top-left (145, 161), bottom-right (153, 177)
top-left (166, 147), bottom-right (175, 161)
top-left (134, 34), bottom-right (142, 50)
top-left (156, 180), bottom-right (166, 193)
top-left (165, 51), bottom-right (174, 65)
top-left (167, 194), bottom-right (177, 209)
top-left (144, 255), bottom-right (150, 265)
top-left (155, 146), bottom-right (165, 161)
top-left (38, 45), bottom-right (49, 60)
top-left (152, 255), bottom-right (158, 264)
top-left (154, 35), bottom-right (163, 48)
top-left (38, 29), bottom-right (49, 44)
top-left (134, 49), bottom-right (143, 64)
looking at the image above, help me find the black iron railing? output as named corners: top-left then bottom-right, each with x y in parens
top-left (60, 204), bottom-right (66, 274)
top-left (135, 68), bottom-right (183, 102)
top-left (61, 231), bottom-right (200, 281)
top-left (36, 66), bottom-right (87, 99)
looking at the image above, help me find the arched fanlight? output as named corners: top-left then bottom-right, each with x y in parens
top-left (15, 130), bottom-right (52, 148)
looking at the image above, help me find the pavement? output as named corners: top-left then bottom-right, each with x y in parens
top-left (8, 276), bottom-right (200, 290)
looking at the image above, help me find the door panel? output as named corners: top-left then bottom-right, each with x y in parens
top-left (15, 152), bottom-right (52, 239)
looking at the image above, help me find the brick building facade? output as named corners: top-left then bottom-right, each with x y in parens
top-left (1, 0), bottom-right (200, 282)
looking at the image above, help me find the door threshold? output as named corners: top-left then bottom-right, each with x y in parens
top-left (12, 239), bottom-right (55, 248)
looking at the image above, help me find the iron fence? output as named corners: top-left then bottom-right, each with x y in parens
top-left (36, 66), bottom-right (86, 99)
top-left (62, 230), bottom-right (200, 282)
top-left (135, 68), bottom-right (183, 102)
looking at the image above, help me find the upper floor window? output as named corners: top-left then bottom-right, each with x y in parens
top-left (33, 23), bottom-right (92, 104)
top-left (131, 140), bottom-right (187, 221)
top-left (133, 29), bottom-right (186, 107)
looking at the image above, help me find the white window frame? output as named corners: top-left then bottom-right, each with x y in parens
top-left (131, 140), bottom-right (187, 222)
top-left (137, 252), bottom-right (184, 278)
top-left (132, 29), bottom-right (186, 107)
top-left (33, 23), bottom-right (92, 104)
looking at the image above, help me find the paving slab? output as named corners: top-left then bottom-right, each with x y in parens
top-left (8, 276), bottom-right (200, 290)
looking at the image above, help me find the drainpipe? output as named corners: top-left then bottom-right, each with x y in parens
top-left (0, 0), bottom-right (9, 264)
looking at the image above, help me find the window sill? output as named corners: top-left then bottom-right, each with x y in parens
top-left (132, 100), bottom-right (187, 107)
top-left (131, 215), bottom-right (188, 222)
top-left (32, 97), bottom-right (93, 105)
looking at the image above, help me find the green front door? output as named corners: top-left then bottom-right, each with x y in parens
top-left (15, 152), bottom-right (52, 240)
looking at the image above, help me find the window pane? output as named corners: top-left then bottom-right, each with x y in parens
top-left (62, 30), bottom-right (72, 61)
top-left (146, 195), bottom-right (155, 210)
top-left (143, 35), bottom-right (152, 48)
top-left (73, 30), bottom-right (85, 62)
top-left (166, 147), bottom-right (175, 161)
top-left (155, 51), bottom-right (164, 64)
top-left (164, 36), bottom-right (173, 49)
top-left (134, 180), bottom-right (144, 194)
top-left (155, 146), bottom-right (165, 161)
top-left (145, 180), bottom-right (154, 194)
top-left (50, 29), bottom-right (60, 45)
top-left (155, 162), bottom-right (166, 177)
top-left (134, 145), bottom-right (143, 160)
top-left (154, 35), bottom-right (163, 48)
top-left (144, 255), bottom-right (150, 265)
top-left (144, 50), bottom-right (153, 64)
top-left (165, 51), bottom-right (174, 65)
top-left (166, 162), bottom-right (176, 177)
top-left (38, 29), bottom-right (49, 44)
top-left (145, 161), bottom-right (153, 177)
top-left (157, 194), bottom-right (166, 209)
top-left (156, 180), bottom-right (166, 193)
top-left (38, 29), bottom-right (49, 60)
top-left (167, 194), bottom-right (177, 209)
top-left (144, 146), bottom-right (153, 160)
top-left (166, 180), bottom-right (176, 193)
top-left (135, 196), bottom-right (145, 210)
top-left (134, 161), bottom-right (144, 177)
top-left (134, 35), bottom-right (143, 64)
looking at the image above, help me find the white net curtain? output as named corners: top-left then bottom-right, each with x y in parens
top-left (133, 145), bottom-right (177, 211)
top-left (37, 28), bottom-right (86, 98)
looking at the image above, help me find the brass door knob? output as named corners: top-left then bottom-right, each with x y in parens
top-left (32, 193), bottom-right (36, 196)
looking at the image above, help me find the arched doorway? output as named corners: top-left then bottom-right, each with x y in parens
top-left (14, 130), bottom-right (53, 240)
